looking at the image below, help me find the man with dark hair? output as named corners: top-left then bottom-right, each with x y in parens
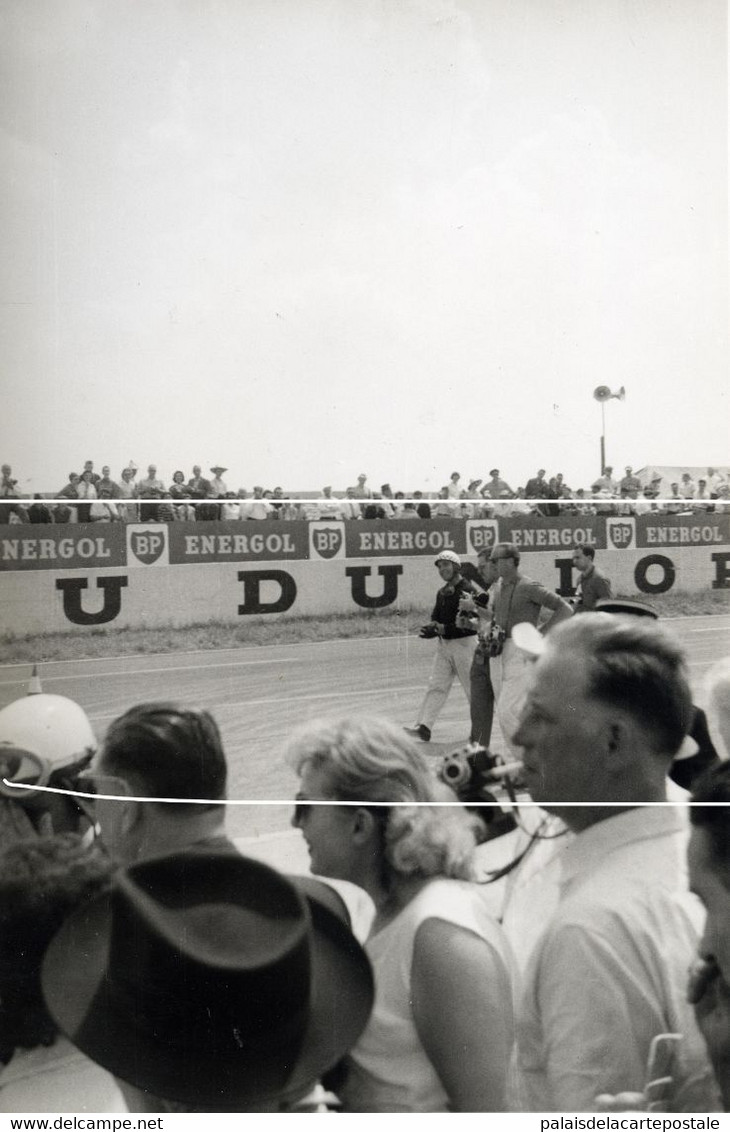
top-left (571, 545), bottom-right (612, 612)
top-left (487, 542), bottom-right (572, 758)
top-left (688, 764), bottom-right (730, 1110)
top-left (509, 615), bottom-right (718, 1111)
top-left (89, 702), bottom-right (229, 865)
top-left (0, 834), bottom-right (122, 1110)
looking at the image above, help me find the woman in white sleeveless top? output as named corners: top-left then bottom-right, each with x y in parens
top-left (288, 715), bottom-right (517, 1112)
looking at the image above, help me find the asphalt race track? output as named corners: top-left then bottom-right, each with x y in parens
top-left (1, 612), bottom-right (729, 867)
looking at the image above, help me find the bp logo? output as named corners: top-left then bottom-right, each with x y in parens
top-left (466, 520), bottom-right (498, 554)
top-left (606, 518), bottom-right (635, 549)
top-left (310, 523), bottom-right (344, 560)
top-left (127, 525), bottom-right (169, 566)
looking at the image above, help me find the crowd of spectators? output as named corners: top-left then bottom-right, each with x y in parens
top-left (1, 461), bottom-right (728, 524)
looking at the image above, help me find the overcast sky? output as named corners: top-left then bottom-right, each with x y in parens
top-left (2, 0), bottom-right (727, 494)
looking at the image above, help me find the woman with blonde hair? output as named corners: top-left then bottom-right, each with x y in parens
top-left (287, 715), bottom-right (516, 1113)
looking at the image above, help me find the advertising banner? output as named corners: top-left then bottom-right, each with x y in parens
top-left (0, 524), bottom-right (126, 571)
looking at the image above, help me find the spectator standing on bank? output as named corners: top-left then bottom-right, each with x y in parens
top-left (137, 464), bottom-right (165, 523)
top-left (117, 466), bottom-right (139, 522)
top-left (89, 488), bottom-right (120, 522)
top-left (707, 468), bottom-right (726, 499)
top-left (77, 460), bottom-right (100, 486)
top-left (96, 467), bottom-right (120, 498)
top-left (619, 466), bottom-right (641, 497)
top-left (169, 471), bottom-right (195, 520)
top-left (75, 469), bottom-right (97, 523)
top-left (209, 466), bottom-right (228, 498)
top-left (54, 473), bottom-right (80, 523)
top-left (350, 473), bottom-right (372, 500)
top-left (571, 546), bottom-right (612, 611)
top-left (320, 486), bottom-right (343, 520)
top-left (591, 466), bottom-right (618, 495)
top-left (241, 485), bottom-right (273, 520)
top-left (28, 495), bottom-right (54, 524)
top-left (446, 472), bottom-right (462, 499)
top-left (483, 469), bottom-right (514, 500)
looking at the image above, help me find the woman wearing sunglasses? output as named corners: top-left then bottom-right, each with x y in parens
top-left (288, 715), bottom-right (517, 1113)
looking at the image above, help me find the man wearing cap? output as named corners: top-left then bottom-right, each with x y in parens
top-left (507, 615), bottom-right (719, 1112)
top-left (404, 551), bottom-right (478, 743)
top-left (571, 545), bottom-right (612, 612)
top-left (486, 543), bottom-right (572, 760)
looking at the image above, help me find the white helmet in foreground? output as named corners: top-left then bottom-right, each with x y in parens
top-left (0, 692), bottom-right (96, 801)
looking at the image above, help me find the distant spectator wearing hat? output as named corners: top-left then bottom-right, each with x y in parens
top-left (571, 546), bottom-right (611, 612)
top-left (209, 466), bottom-right (228, 498)
top-left (42, 850), bottom-right (374, 1112)
top-left (482, 469), bottom-right (515, 500)
top-left (404, 551), bottom-right (478, 744)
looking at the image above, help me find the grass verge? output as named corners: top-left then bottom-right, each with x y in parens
top-left (0, 591), bottom-right (727, 664)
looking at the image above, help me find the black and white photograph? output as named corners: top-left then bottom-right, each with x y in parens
top-left (1, 0), bottom-right (729, 1120)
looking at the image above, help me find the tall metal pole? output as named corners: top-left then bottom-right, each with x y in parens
top-left (600, 401), bottom-right (606, 474)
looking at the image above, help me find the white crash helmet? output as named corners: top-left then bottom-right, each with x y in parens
top-left (0, 692), bottom-right (96, 802)
top-left (434, 550), bottom-right (461, 568)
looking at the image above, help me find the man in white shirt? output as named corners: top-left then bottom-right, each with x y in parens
top-left (509, 615), bottom-right (719, 1112)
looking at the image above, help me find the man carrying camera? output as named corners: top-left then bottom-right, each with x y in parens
top-left (480, 542), bottom-right (572, 758)
top-left (404, 550), bottom-right (478, 743)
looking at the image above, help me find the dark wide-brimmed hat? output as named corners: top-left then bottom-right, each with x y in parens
top-left (594, 597), bottom-right (658, 619)
top-left (42, 851), bottom-right (374, 1109)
